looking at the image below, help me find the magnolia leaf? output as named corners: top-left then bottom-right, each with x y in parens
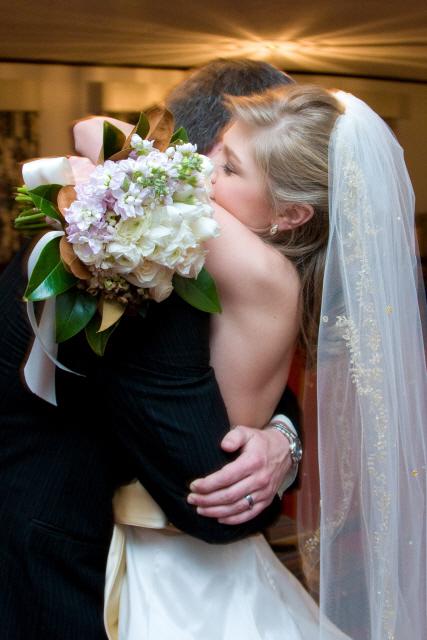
top-left (170, 127), bottom-right (189, 144)
top-left (146, 107), bottom-right (175, 152)
top-left (55, 289), bottom-right (97, 342)
top-left (85, 313), bottom-right (118, 356)
top-left (57, 185), bottom-right (76, 217)
top-left (100, 121), bottom-right (126, 162)
top-left (98, 297), bottom-right (126, 332)
top-left (108, 146), bottom-right (133, 162)
top-left (24, 235), bottom-right (77, 301)
top-left (173, 268), bottom-right (222, 314)
top-left (110, 112), bottom-right (152, 161)
top-left (134, 112), bottom-right (150, 140)
top-left (59, 236), bottom-right (91, 280)
top-left (28, 184), bottom-right (63, 222)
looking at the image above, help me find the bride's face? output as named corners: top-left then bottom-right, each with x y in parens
top-left (210, 120), bottom-right (274, 232)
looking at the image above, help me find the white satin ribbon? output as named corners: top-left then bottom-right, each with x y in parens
top-left (24, 230), bottom-right (84, 406)
top-left (22, 156), bottom-right (75, 189)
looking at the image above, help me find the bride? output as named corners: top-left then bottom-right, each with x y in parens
top-left (106, 84), bottom-right (426, 639)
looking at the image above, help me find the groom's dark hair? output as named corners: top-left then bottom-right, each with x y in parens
top-left (166, 58), bottom-right (294, 155)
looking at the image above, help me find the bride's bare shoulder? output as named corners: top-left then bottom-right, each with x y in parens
top-left (205, 203), bottom-right (300, 306)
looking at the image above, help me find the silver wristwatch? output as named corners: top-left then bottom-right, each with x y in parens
top-left (269, 420), bottom-right (303, 466)
top-left (265, 415), bottom-right (302, 496)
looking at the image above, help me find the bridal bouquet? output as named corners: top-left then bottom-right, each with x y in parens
top-left (14, 110), bottom-right (221, 356)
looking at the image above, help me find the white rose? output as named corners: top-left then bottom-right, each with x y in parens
top-left (147, 225), bottom-right (173, 246)
top-left (151, 244), bottom-right (183, 270)
top-left (175, 244), bottom-right (206, 278)
top-left (190, 216), bottom-right (219, 242)
top-left (115, 217), bottom-right (150, 244)
top-left (151, 222), bottom-right (198, 269)
top-left (149, 268), bottom-right (174, 302)
top-left (173, 183), bottom-right (195, 203)
top-left (106, 242), bottom-right (142, 273)
top-left (125, 260), bottom-right (163, 287)
top-left (154, 204), bottom-right (182, 227)
top-left (73, 242), bottom-right (103, 266)
top-left (171, 202), bottom-right (201, 221)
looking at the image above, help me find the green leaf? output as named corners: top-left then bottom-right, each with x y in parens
top-left (173, 268), bottom-right (222, 314)
top-left (15, 211), bottom-right (45, 225)
top-left (102, 121), bottom-right (126, 160)
top-left (134, 112), bottom-right (150, 139)
top-left (170, 127), bottom-right (189, 144)
top-left (28, 184), bottom-right (63, 222)
top-left (85, 313), bottom-right (119, 356)
top-left (24, 236), bottom-right (77, 301)
top-left (55, 289), bottom-right (97, 343)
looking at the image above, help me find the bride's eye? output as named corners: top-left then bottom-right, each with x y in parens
top-left (222, 162), bottom-right (235, 176)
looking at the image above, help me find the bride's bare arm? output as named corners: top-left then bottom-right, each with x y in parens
top-left (205, 204), bottom-right (301, 428)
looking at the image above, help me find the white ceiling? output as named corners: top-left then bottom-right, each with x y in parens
top-left (0, 0), bottom-right (426, 81)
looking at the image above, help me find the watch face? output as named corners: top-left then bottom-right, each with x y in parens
top-left (291, 439), bottom-right (303, 464)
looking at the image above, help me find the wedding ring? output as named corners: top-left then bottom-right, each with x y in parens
top-left (244, 494), bottom-right (255, 510)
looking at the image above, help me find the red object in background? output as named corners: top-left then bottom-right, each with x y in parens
top-left (281, 350), bottom-right (306, 520)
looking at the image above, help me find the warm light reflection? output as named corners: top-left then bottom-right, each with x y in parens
top-left (102, 12), bottom-right (427, 80)
top-left (0, 3), bottom-right (425, 80)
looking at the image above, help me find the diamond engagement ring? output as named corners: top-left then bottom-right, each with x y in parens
top-left (244, 494), bottom-right (255, 510)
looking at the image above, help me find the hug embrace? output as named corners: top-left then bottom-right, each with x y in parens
top-left (0, 59), bottom-right (426, 640)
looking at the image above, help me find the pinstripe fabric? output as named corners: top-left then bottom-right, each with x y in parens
top-left (90, 294), bottom-right (282, 543)
top-left (0, 247), bottom-right (298, 638)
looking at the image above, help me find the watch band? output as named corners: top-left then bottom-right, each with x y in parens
top-left (265, 415), bottom-right (302, 497)
top-left (269, 414), bottom-right (297, 436)
top-left (268, 422), bottom-right (302, 465)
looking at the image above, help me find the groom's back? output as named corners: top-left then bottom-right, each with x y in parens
top-left (0, 248), bottom-right (120, 639)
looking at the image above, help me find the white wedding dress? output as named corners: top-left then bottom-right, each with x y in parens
top-left (104, 482), bottom-right (350, 640)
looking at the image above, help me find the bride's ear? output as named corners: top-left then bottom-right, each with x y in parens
top-left (277, 203), bottom-right (314, 231)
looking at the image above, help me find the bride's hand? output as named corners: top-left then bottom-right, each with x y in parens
top-left (187, 426), bottom-right (292, 524)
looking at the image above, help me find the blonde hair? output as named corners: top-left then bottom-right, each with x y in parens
top-left (227, 85), bottom-right (344, 363)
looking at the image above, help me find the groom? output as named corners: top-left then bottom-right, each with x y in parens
top-left (0, 59), bottom-right (298, 639)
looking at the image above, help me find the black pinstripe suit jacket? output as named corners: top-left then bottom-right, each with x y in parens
top-left (0, 246), bottom-right (299, 639)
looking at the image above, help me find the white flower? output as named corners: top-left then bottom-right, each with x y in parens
top-left (172, 202), bottom-right (211, 220)
top-left (115, 216), bottom-right (151, 244)
top-left (173, 183), bottom-right (196, 203)
top-left (199, 154), bottom-right (213, 177)
top-left (65, 199), bottom-right (105, 231)
top-left (114, 183), bottom-right (145, 219)
top-left (60, 144), bottom-right (220, 305)
top-left (106, 242), bottom-right (142, 274)
top-left (79, 161), bottom-right (126, 198)
top-left (131, 135), bottom-right (154, 155)
top-left (125, 261), bottom-right (174, 302)
top-left (125, 260), bottom-right (162, 287)
top-left (73, 241), bottom-right (105, 265)
top-left (150, 274), bottom-right (174, 302)
top-left (176, 249), bottom-right (206, 278)
top-left (175, 142), bottom-right (197, 154)
top-left (190, 216), bottom-right (219, 242)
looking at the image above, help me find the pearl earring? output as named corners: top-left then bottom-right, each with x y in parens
top-left (269, 223), bottom-right (279, 236)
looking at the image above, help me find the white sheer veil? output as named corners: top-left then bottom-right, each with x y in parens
top-left (299, 91), bottom-right (427, 639)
